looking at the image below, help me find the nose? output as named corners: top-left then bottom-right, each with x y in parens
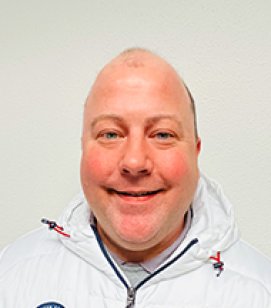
top-left (119, 138), bottom-right (153, 177)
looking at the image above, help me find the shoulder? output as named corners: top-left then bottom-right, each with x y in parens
top-left (224, 239), bottom-right (271, 294)
top-left (0, 227), bottom-right (62, 278)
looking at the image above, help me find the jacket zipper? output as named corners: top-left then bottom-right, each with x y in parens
top-left (92, 225), bottom-right (198, 307)
top-left (126, 287), bottom-right (136, 308)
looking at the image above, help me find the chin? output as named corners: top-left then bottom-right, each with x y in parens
top-left (115, 223), bottom-right (159, 248)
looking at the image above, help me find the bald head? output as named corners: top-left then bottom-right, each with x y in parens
top-left (85, 48), bottom-right (198, 139)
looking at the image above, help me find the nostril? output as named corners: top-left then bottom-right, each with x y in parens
top-left (139, 168), bottom-right (149, 174)
top-left (121, 168), bottom-right (130, 174)
top-left (121, 167), bottom-right (150, 176)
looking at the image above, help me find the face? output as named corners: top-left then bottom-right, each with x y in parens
top-left (81, 57), bottom-right (201, 259)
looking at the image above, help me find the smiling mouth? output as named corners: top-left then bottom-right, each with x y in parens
top-left (107, 188), bottom-right (164, 197)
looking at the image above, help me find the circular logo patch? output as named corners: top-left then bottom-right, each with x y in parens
top-left (37, 302), bottom-right (65, 308)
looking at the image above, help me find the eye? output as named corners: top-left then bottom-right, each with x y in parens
top-left (103, 132), bottom-right (118, 139)
top-left (97, 130), bottom-right (123, 143)
top-left (149, 130), bottom-right (177, 146)
top-left (155, 132), bottom-right (174, 140)
top-left (152, 131), bottom-right (176, 141)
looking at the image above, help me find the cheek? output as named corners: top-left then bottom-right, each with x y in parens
top-left (81, 146), bottom-right (117, 185)
top-left (159, 151), bottom-right (190, 182)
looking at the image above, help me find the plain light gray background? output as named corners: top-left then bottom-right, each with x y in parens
top-left (0, 0), bottom-right (270, 258)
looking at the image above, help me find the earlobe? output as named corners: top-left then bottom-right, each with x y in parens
top-left (196, 138), bottom-right (201, 155)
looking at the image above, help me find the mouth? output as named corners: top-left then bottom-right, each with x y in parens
top-left (107, 188), bottom-right (164, 199)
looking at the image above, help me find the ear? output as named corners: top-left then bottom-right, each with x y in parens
top-left (196, 137), bottom-right (201, 155)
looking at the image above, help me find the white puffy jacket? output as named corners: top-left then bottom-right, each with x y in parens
top-left (1, 174), bottom-right (271, 308)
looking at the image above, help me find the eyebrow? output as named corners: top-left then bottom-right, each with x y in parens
top-left (91, 114), bottom-right (124, 129)
top-left (91, 114), bottom-right (183, 131)
top-left (145, 115), bottom-right (183, 130)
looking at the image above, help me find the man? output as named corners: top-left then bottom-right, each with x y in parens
top-left (1, 48), bottom-right (271, 307)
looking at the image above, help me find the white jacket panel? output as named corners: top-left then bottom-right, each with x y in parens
top-left (0, 174), bottom-right (271, 308)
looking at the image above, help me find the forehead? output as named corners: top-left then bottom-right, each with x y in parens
top-left (94, 54), bottom-right (183, 93)
top-left (91, 67), bottom-right (189, 106)
top-left (84, 54), bottom-right (193, 128)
